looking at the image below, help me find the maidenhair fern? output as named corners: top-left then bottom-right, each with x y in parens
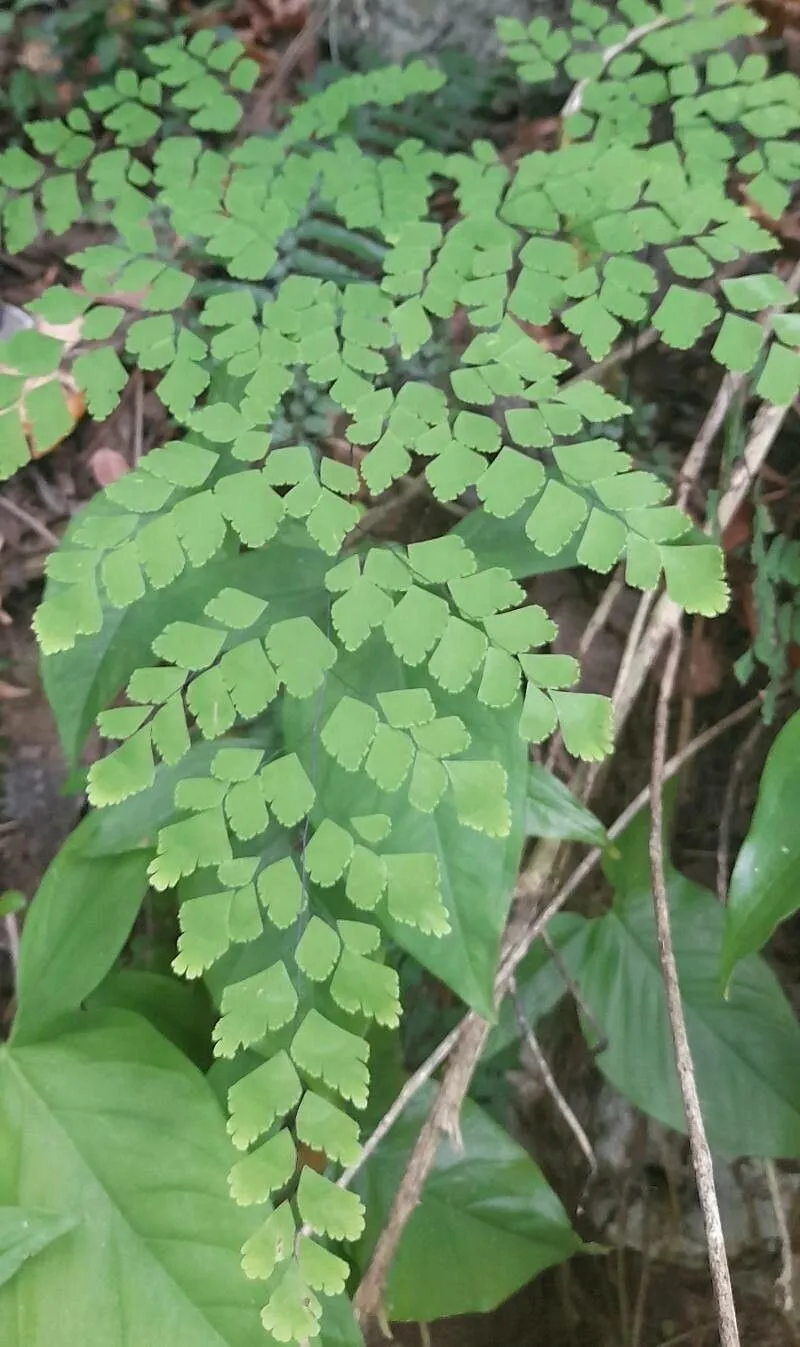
top-left (1, 2), bottom-right (799, 1340)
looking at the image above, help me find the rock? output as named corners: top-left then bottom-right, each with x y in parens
top-left (331, 0), bottom-right (568, 65)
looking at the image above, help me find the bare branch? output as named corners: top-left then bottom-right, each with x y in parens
top-left (562, 14), bottom-right (671, 116)
top-left (676, 372), bottom-right (744, 512)
top-left (512, 983), bottom-right (597, 1180)
top-left (764, 1160), bottom-right (794, 1316)
top-left (501, 695), bottom-right (759, 991)
top-left (352, 1015), bottom-right (492, 1329)
top-left (649, 627), bottom-right (741, 1347)
top-left (336, 1021), bottom-right (461, 1191)
top-left (2, 912), bottom-right (19, 975)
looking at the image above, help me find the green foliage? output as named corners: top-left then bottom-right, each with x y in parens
top-left (0, 1), bottom-right (178, 122)
top-left (12, 814), bottom-right (151, 1044)
top-left (353, 1085), bottom-right (584, 1321)
top-left (578, 811), bottom-right (800, 1157)
top-left (721, 710), bottom-right (800, 987)
top-left (733, 503), bottom-right (800, 720)
top-left (526, 762), bottom-right (608, 847)
top-left (0, 1013), bottom-right (270, 1347)
top-left (0, 1208), bottom-right (77, 1292)
top-left (2, 4), bottom-right (800, 1340)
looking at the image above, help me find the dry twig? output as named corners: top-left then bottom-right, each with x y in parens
top-left (352, 1015), bottom-right (492, 1328)
top-left (676, 371), bottom-right (744, 512)
top-left (562, 13), bottom-right (671, 116)
top-left (132, 368), bottom-right (144, 466)
top-left (0, 494), bottom-right (59, 548)
top-left (335, 1021), bottom-right (462, 1191)
top-left (764, 1159), bottom-right (795, 1316)
top-left (512, 982), bottom-right (597, 1180)
top-left (2, 912), bottom-right (20, 974)
top-left (648, 627), bottom-right (741, 1347)
top-left (240, 0), bottom-right (329, 133)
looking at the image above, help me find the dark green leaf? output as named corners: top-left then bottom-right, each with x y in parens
top-left (454, 506), bottom-right (581, 578)
top-left (87, 970), bottom-right (216, 1068)
top-left (42, 512), bottom-right (328, 764)
top-left (83, 740), bottom-right (255, 858)
top-left (526, 764), bottom-right (608, 847)
top-left (354, 1086), bottom-right (582, 1321)
top-left (722, 711), bottom-right (800, 987)
top-left (12, 821), bottom-right (150, 1045)
top-left (574, 811), bottom-right (800, 1157)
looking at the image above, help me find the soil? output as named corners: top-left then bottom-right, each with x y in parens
top-left (0, 589), bottom-right (81, 898)
top-left (375, 1256), bottom-right (795, 1347)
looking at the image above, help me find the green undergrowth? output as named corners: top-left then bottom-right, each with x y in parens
top-left (1, 2), bottom-right (800, 1342)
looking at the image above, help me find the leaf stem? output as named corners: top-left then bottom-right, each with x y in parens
top-left (562, 13), bottom-right (672, 118)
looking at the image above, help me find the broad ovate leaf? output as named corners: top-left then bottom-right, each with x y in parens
top-left (12, 816), bottom-right (150, 1045)
top-left (721, 711), bottom-right (800, 988)
top-left (354, 1086), bottom-right (583, 1321)
top-left (0, 1010), bottom-right (270, 1347)
top-left (525, 764), bottom-right (608, 847)
top-left (575, 810), bottom-right (800, 1157)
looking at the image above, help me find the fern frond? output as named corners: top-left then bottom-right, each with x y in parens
top-left (9, 5), bottom-right (800, 1338)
